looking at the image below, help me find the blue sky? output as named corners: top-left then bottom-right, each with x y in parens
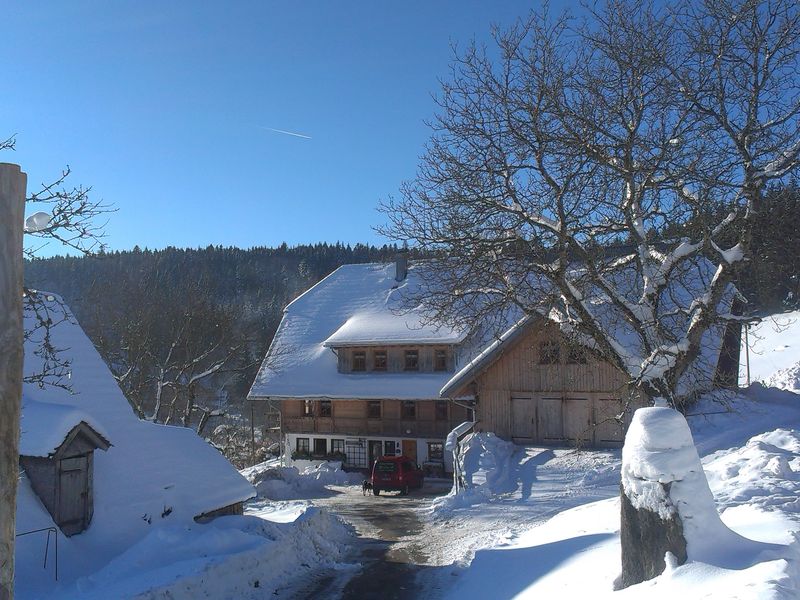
top-left (2, 2), bottom-right (557, 254)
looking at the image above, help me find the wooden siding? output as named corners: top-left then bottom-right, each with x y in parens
top-left (474, 322), bottom-right (646, 447)
top-left (281, 398), bottom-right (467, 440)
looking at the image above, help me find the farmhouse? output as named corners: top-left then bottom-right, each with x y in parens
top-left (16, 294), bottom-right (255, 595)
top-left (249, 256), bottom-right (739, 471)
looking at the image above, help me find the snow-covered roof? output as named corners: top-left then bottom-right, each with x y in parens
top-left (16, 294), bottom-right (256, 590)
top-left (249, 263), bottom-right (469, 400)
top-left (19, 398), bottom-right (110, 457)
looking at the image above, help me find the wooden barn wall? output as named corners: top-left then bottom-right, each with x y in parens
top-left (474, 322), bottom-right (646, 447)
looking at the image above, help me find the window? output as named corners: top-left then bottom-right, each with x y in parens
top-left (313, 438), bottom-right (327, 455)
top-left (367, 400), bottom-right (382, 419)
top-left (384, 440), bottom-right (397, 456)
top-left (434, 349), bottom-right (448, 371)
top-left (567, 345), bottom-right (587, 364)
top-left (404, 350), bottom-right (419, 371)
top-left (428, 442), bottom-right (444, 462)
top-left (352, 351), bottom-right (366, 372)
top-left (539, 340), bottom-right (561, 365)
top-left (401, 400), bottom-right (416, 419)
top-left (435, 400), bottom-right (449, 421)
top-left (373, 350), bottom-right (387, 371)
top-left (296, 438), bottom-right (310, 453)
top-left (303, 400), bottom-right (313, 416)
top-left (331, 439), bottom-right (345, 455)
top-left (320, 400), bottom-right (332, 417)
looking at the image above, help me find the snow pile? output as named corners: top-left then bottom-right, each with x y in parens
top-left (766, 363), bottom-right (800, 393)
top-left (65, 505), bottom-right (356, 600)
top-left (433, 432), bottom-right (515, 512)
top-left (621, 407), bottom-right (781, 566)
top-left (704, 429), bottom-right (800, 513)
top-left (243, 460), bottom-right (362, 500)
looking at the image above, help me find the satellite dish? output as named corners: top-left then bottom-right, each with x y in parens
top-left (24, 212), bottom-right (51, 233)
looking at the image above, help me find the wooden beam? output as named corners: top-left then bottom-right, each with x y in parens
top-left (0, 163), bottom-right (26, 600)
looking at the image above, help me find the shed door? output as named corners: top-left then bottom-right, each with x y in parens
top-left (563, 398), bottom-right (592, 444)
top-left (538, 397), bottom-right (564, 442)
top-left (59, 455), bottom-right (88, 532)
top-left (511, 396), bottom-right (535, 441)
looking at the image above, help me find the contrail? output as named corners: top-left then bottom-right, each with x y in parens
top-left (261, 126), bottom-right (312, 140)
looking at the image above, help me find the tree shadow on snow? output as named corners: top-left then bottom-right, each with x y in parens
top-left (458, 533), bottom-right (614, 599)
top-left (515, 448), bottom-right (556, 501)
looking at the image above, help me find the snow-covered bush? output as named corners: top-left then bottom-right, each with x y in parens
top-left (433, 432), bottom-right (515, 513)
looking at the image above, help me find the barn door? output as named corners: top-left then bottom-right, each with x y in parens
top-left (538, 397), bottom-right (564, 442)
top-left (511, 396), bottom-right (535, 441)
top-left (563, 398), bottom-right (592, 444)
top-left (594, 398), bottom-right (625, 446)
top-left (58, 455), bottom-right (88, 534)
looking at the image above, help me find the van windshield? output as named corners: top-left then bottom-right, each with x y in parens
top-left (376, 461), bottom-right (397, 473)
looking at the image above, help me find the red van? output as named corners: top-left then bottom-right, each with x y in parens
top-left (371, 455), bottom-right (425, 496)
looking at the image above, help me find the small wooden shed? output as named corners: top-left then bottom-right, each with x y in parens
top-left (19, 402), bottom-right (111, 537)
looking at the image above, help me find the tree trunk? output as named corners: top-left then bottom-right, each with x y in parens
top-left (619, 407), bottom-right (694, 589)
top-left (0, 163), bottom-right (26, 600)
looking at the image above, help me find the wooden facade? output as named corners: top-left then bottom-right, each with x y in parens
top-left (281, 398), bottom-right (469, 441)
top-left (459, 321), bottom-right (646, 447)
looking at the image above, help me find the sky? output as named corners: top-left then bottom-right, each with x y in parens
top-left (1, 1), bottom-right (562, 255)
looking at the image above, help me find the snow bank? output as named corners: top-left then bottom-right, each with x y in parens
top-left (741, 312), bottom-right (800, 392)
top-left (66, 505), bottom-right (356, 600)
top-left (433, 432), bottom-right (515, 512)
top-left (443, 388), bottom-right (800, 599)
top-left (242, 460), bottom-right (362, 500)
top-left (704, 429), bottom-right (800, 513)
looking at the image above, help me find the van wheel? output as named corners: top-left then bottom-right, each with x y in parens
top-left (402, 485), bottom-right (409, 496)
top-left (373, 488), bottom-right (380, 496)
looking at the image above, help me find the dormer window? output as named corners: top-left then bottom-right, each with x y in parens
top-left (373, 350), bottom-right (387, 371)
top-left (434, 349), bottom-right (448, 371)
top-left (352, 351), bottom-right (366, 372)
top-left (404, 350), bottom-right (419, 371)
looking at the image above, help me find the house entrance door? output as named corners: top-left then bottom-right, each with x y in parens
top-left (401, 439), bottom-right (417, 461)
top-left (368, 440), bottom-right (383, 466)
top-left (511, 396), bottom-right (535, 441)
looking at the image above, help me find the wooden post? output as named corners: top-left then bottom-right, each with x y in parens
top-left (0, 163), bottom-right (26, 600)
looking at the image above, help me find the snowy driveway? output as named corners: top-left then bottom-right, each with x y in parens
top-left (304, 446), bottom-right (623, 599)
top-left (305, 480), bottom-right (452, 599)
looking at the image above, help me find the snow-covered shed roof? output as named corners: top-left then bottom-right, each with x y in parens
top-left (16, 294), bottom-right (255, 591)
top-left (249, 262), bottom-right (469, 400)
top-left (19, 398), bottom-right (110, 457)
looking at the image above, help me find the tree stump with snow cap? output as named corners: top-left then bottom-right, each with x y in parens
top-left (619, 407), bottom-right (708, 588)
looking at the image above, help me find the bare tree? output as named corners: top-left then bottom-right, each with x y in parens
top-left (95, 276), bottom-right (253, 433)
top-left (380, 0), bottom-right (800, 407)
top-left (381, 0), bottom-right (800, 586)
